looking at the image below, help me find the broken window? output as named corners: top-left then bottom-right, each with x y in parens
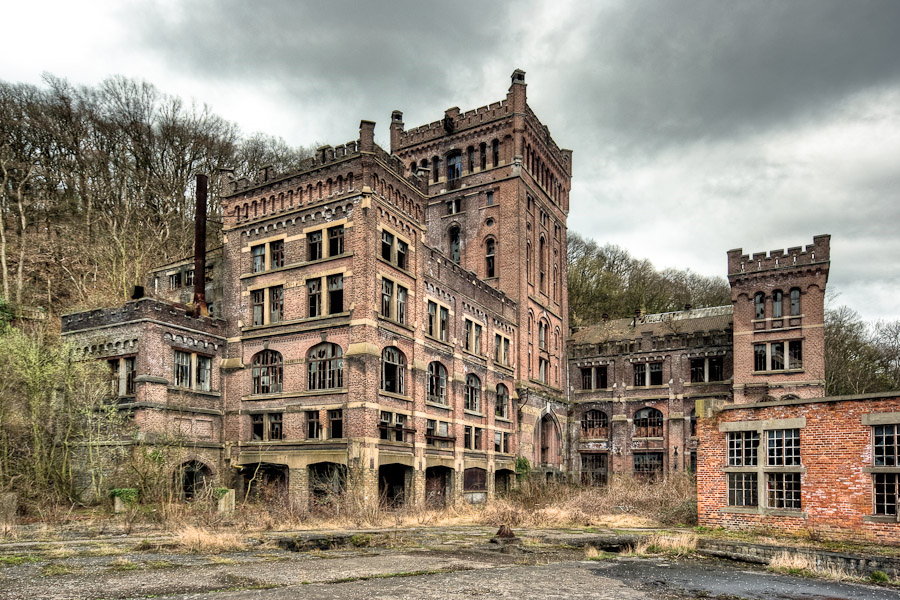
top-left (307, 343), bottom-right (343, 390)
top-left (270, 239), bottom-right (285, 268)
top-left (633, 452), bottom-right (664, 482)
top-left (269, 285), bottom-right (283, 323)
top-left (269, 413), bottom-right (283, 440)
top-left (308, 279), bottom-right (322, 317)
top-left (379, 411), bottom-right (409, 442)
top-left (538, 320), bottom-right (547, 349)
top-left (491, 139), bottom-right (500, 167)
top-left (581, 410), bottom-right (609, 439)
top-left (479, 142), bottom-right (487, 170)
top-left (766, 472), bottom-right (801, 509)
top-left (251, 289), bottom-right (265, 325)
top-left (381, 230), bottom-right (394, 261)
top-left (196, 355), bottom-right (212, 392)
top-left (790, 287), bottom-right (801, 316)
top-left (381, 279), bottom-right (393, 318)
top-left (464, 374), bottom-right (481, 412)
top-left (174, 350), bottom-right (192, 388)
top-left (425, 419), bottom-right (452, 448)
top-left (328, 409), bottom-right (343, 439)
top-left (728, 431), bottom-right (759, 466)
top-left (251, 350), bottom-right (283, 395)
top-left (728, 472), bottom-right (758, 507)
top-left (464, 319), bottom-right (482, 354)
top-left (251, 244), bottom-right (266, 272)
top-left (381, 346), bottom-right (406, 395)
top-left (327, 274), bottom-right (343, 313)
top-left (379, 278), bottom-right (407, 323)
top-left (772, 289), bottom-right (783, 318)
top-left (426, 361), bottom-right (447, 404)
top-left (448, 226), bottom-right (461, 263)
top-left (485, 238), bottom-right (496, 278)
top-left (634, 408), bottom-right (663, 438)
top-left (328, 225), bottom-right (344, 256)
top-left (581, 453), bottom-right (608, 486)
top-left (872, 424), bottom-right (899, 516)
top-left (754, 292), bottom-right (765, 319)
top-left (538, 357), bottom-right (549, 383)
top-left (874, 424), bottom-right (899, 467)
top-left (690, 356), bottom-right (725, 383)
top-left (308, 230), bottom-right (323, 261)
top-left (874, 474), bottom-right (899, 516)
top-left (580, 365), bottom-right (608, 390)
top-left (251, 414), bottom-right (264, 440)
top-left (168, 272), bottom-right (182, 290)
top-left (108, 356), bottom-right (136, 397)
top-left (754, 341), bottom-right (802, 371)
top-left (446, 151), bottom-right (462, 183)
top-left (464, 467), bottom-right (487, 492)
top-left (494, 334), bottom-right (511, 366)
top-left (495, 384), bottom-right (509, 419)
top-left (466, 146), bottom-right (475, 172)
top-left (649, 362), bottom-right (663, 385)
top-left (767, 429), bottom-right (801, 466)
top-left (306, 410), bottom-right (320, 439)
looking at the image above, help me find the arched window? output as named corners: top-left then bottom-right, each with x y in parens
top-left (538, 320), bottom-right (548, 350)
top-left (466, 146), bottom-right (475, 172)
top-left (307, 343), bottom-right (343, 390)
top-left (485, 238), bottom-right (496, 278)
top-left (581, 410), bottom-right (609, 438)
top-left (431, 155), bottom-right (440, 183)
top-left (689, 409), bottom-right (697, 437)
top-left (479, 142), bottom-right (487, 170)
top-left (446, 150), bottom-right (462, 183)
top-left (381, 346), bottom-right (406, 394)
top-left (427, 361), bottom-right (447, 404)
top-left (790, 287), bottom-right (801, 316)
top-left (772, 289), bottom-right (783, 318)
top-left (491, 139), bottom-right (500, 167)
top-left (526, 242), bottom-right (533, 282)
top-left (539, 235), bottom-right (546, 292)
top-left (448, 225), bottom-right (461, 264)
top-left (495, 384), bottom-right (509, 418)
top-left (252, 350), bottom-right (283, 394)
top-left (464, 374), bottom-right (481, 412)
top-left (634, 408), bottom-right (663, 438)
top-left (754, 292), bottom-right (765, 319)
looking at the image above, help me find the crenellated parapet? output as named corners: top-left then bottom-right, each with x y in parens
top-left (728, 234), bottom-right (830, 280)
top-left (62, 297), bottom-right (225, 336)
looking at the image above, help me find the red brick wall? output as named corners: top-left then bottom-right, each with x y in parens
top-left (698, 393), bottom-right (900, 544)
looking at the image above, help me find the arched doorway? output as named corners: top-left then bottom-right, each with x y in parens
top-left (178, 460), bottom-right (211, 500)
top-left (539, 414), bottom-right (561, 467)
top-left (425, 466), bottom-right (453, 508)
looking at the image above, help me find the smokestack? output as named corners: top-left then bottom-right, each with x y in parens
top-left (193, 174), bottom-right (209, 317)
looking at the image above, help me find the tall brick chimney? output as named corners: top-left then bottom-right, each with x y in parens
top-left (359, 120), bottom-right (376, 153)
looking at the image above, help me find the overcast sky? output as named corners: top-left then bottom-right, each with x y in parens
top-left (3, 0), bottom-right (899, 321)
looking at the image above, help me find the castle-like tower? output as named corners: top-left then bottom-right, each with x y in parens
top-left (728, 235), bottom-right (830, 403)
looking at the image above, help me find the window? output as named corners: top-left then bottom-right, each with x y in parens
top-left (307, 343), bottom-right (343, 390)
top-left (772, 289), bottom-right (783, 318)
top-left (486, 190), bottom-right (494, 206)
top-left (538, 358), bottom-right (550, 383)
top-left (728, 431), bottom-right (760, 466)
top-left (494, 431), bottom-right (511, 454)
top-left (494, 333), bottom-right (511, 366)
top-left (270, 239), bottom-right (284, 268)
top-left (874, 424), bottom-right (899, 467)
top-left (634, 408), bottom-right (663, 438)
top-left (538, 320), bottom-right (547, 349)
top-left (251, 350), bottom-right (283, 394)
top-left (427, 301), bottom-right (450, 342)
top-left (426, 419), bottom-right (452, 448)
top-left (328, 274), bottom-right (344, 313)
top-left (495, 384), bottom-right (509, 419)
top-left (874, 474), bottom-right (899, 516)
top-left (479, 142), bottom-right (487, 170)
top-left (767, 429), bottom-right (801, 466)
top-left (306, 410), bottom-right (320, 439)
top-left (464, 319), bottom-right (482, 354)
top-left (464, 467), bottom-right (487, 491)
top-left (465, 374), bottom-right (481, 412)
top-left (581, 410), bottom-right (609, 438)
top-left (873, 424), bottom-right (900, 516)
top-left (168, 272), bottom-right (182, 290)
top-left (185, 269), bottom-right (195, 286)
top-left (634, 452), bottom-right (664, 482)
top-left (448, 226), bottom-right (461, 263)
top-left (446, 197), bottom-right (462, 215)
top-left (767, 472), bottom-right (802, 509)
top-left (790, 288), bottom-right (801, 316)
top-left (754, 292), bottom-right (765, 319)
top-left (308, 274), bottom-right (344, 317)
top-left (328, 226), bottom-right (344, 257)
top-left (582, 453), bottom-right (608, 486)
top-left (251, 285), bottom-right (283, 325)
top-left (485, 238), bottom-right (496, 278)
top-left (308, 230), bottom-right (323, 261)
top-left (381, 230), bottom-right (409, 269)
top-left (108, 356), bottom-right (136, 397)
top-left (580, 365), bottom-right (608, 390)
top-left (381, 346), bottom-right (406, 394)
top-left (754, 341), bottom-right (803, 371)
top-left (491, 139), bottom-right (500, 167)
top-left (728, 473), bottom-right (758, 507)
top-left (463, 426), bottom-right (484, 450)
top-left (308, 279), bottom-right (322, 317)
top-left (634, 362), bottom-right (663, 387)
top-left (379, 411), bottom-right (409, 442)
top-left (251, 413), bottom-right (283, 441)
top-left (251, 244), bottom-right (266, 272)
top-left (689, 356), bottom-right (725, 383)
top-left (466, 146), bottom-right (475, 172)
top-left (174, 350), bottom-right (192, 388)
top-left (427, 361), bottom-right (447, 404)
top-left (447, 151), bottom-right (462, 182)
top-left (379, 278), bottom-right (407, 323)
top-left (328, 409), bottom-right (343, 439)
top-left (196, 355), bottom-right (212, 392)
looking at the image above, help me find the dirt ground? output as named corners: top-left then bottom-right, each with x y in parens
top-left (0, 527), bottom-right (895, 600)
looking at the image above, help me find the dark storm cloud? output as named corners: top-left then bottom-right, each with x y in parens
top-left (543, 0), bottom-right (900, 153)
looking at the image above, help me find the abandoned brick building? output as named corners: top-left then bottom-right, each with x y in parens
top-left (63, 70), bottom-right (570, 508)
top-left (60, 70), bottom-right (900, 541)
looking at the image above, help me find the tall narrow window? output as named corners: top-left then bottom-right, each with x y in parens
top-left (449, 226), bottom-right (461, 264)
top-left (438, 306), bottom-right (449, 341)
top-left (427, 361), bottom-right (447, 404)
top-left (427, 301), bottom-right (437, 337)
top-left (446, 151), bottom-right (462, 182)
top-left (465, 374), bottom-right (481, 412)
top-left (754, 292), bottom-right (765, 319)
top-left (252, 289), bottom-right (265, 326)
top-left (396, 285), bottom-right (407, 324)
top-left (308, 279), bottom-right (322, 317)
top-left (381, 346), bottom-right (406, 394)
top-left (381, 231), bottom-right (394, 261)
top-left (307, 410), bottom-right (320, 439)
top-left (307, 343), bottom-right (343, 390)
top-left (269, 239), bottom-right (284, 268)
top-left (495, 384), bottom-right (509, 418)
top-left (772, 289), bottom-right (783, 318)
top-left (328, 409), bottom-right (343, 439)
top-left (327, 274), bottom-right (344, 313)
top-left (485, 238), bottom-right (496, 278)
top-left (381, 279), bottom-right (393, 318)
top-left (308, 230), bottom-right (323, 261)
top-left (196, 355), bottom-right (212, 392)
top-left (174, 350), bottom-right (192, 388)
top-left (251, 350), bottom-right (283, 395)
top-left (269, 285), bottom-right (283, 323)
top-left (251, 245), bottom-right (266, 273)
top-left (328, 225), bottom-right (344, 256)
top-left (790, 288), bottom-right (801, 316)
top-left (479, 142), bottom-right (487, 170)
top-left (466, 146), bottom-right (475, 172)
top-left (491, 139), bottom-right (500, 167)
top-left (538, 236), bottom-right (546, 292)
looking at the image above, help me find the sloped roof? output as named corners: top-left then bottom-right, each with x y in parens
top-left (570, 305), bottom-right (733, 345)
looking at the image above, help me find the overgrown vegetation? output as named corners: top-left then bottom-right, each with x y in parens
top-left (0, 75), bottom-right (313, 315)
top-left (567, 232), bottom-right (731, 325)
top-left (825, 305), bottom-right (900, 395)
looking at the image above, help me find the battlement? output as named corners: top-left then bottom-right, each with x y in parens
top-left (524, 105), bottom-right (572, 174)
top-left (727, 234), bottom-right (830, 276)
top-left (62, 297), bottom-right (225, 336)
top-left (395, 100), bottom-right (511, 148)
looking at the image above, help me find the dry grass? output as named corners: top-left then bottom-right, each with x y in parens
top-left (628, 533), bottom-right (699, 557)
top-left (172, 526), bottom-right (247, 553)
top-left (768, 551), bottom-right (853, 580)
